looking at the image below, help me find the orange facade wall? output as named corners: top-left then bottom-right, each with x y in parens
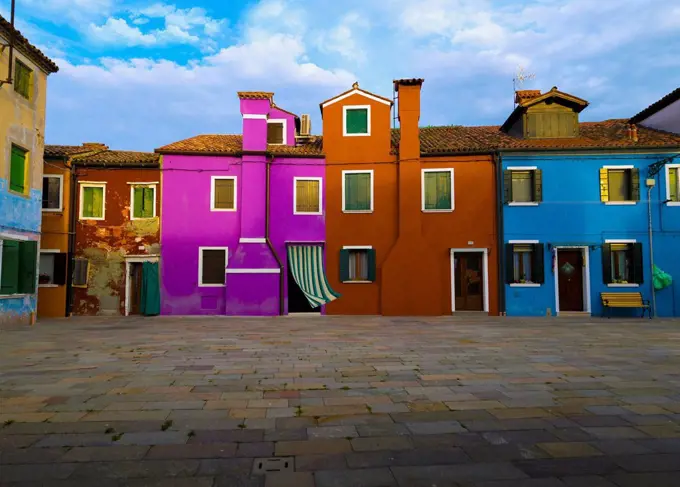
top-left (38, 161), bottom-right (71, 318)
top-left (323, 83), bottom-right (499, 316)
top-left (73, 167), bottom-right (160, 316)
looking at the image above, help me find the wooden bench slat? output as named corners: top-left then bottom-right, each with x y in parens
top-left (600, 291), bottom-right (651, 318)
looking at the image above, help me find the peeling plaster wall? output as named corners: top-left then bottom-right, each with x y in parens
top-left (73, 167), bottom-right (160, 316)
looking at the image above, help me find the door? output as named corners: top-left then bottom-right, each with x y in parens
top-left (454, 252), bottom-right (484, 311)
top-left (287, 266), bottom-right (316, 313)
top-left (557, 249), bottom-right (584, 312)
top-left (128, 263), bottom-right (143, 315)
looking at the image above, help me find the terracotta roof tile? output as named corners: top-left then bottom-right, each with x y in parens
top-left (394, 78), bottom-right (424, 88)
top-left (629, 87), bottom-right (680, 124)
top-left (237, 91), bottom-right (274, 100)
top-left (75, 150), bottom-right (160, 166)
top-left (156, 134), bottom-right (323, 157)
top-left (44, 144), bottom-right (107, 158)
top-left (515, 90), bottom-right (542, 104)
top-left (320, 82), bottom-right (393, 108)
top-left (0, 15), bottom-right (58, 74)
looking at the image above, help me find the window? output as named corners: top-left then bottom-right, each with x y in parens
top-left (422, 169), bottom-right (454, 211)
top-left (79, 183), bottom-right (105, 220)
top-left (667, 165), bottom-right (679, 204)
top-left (267, 120), bottom-right (286, 145)
top-left (504, 168), bottom-right (543, 204)
top-left (342, 170), bottom-right (373, 212)
top-left (339, 247), bottom-right (376, 283)
top-left (131, 185), bottom-right (156, 219)
top-left (603, 241), bottom-right (643, 285)
top-left (600, 167), bottom-right (639, 203)
top-left (343, 106), bottom-right (370, 136)
top-left (42, 175), bottom-right (63, 211)
top-left (9, 145), bottom-right (27, 194)
top-left (199, 247), bottom-right (228, 286)
top-left (211, 177), bottom-right (236, 211)
top-left (0, 239), bottom-right (38, 295)
top-left (38, 252), bottom-right (67, 286)
top-left (14, 59), bottom-right (32, 99)
top-left (73, 259), bottom-right (89, 287)
top-left (294, 178), bottom-right (322, 214)
top-left (505, 243), bottom-right (544, 285)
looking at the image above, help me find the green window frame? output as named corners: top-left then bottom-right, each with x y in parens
top-left (339, 247), bottom-right (376, 283)
top-left (343, 171), bottom-right (373, 212)
top-left (80, 184), bottom-right (105, 220)
top-left (14, 59), bottom-right (32, 99)
top-left (9, 145), bottom-right (27, 194)
top-left (422, 169), bottom-right (454, 211)
top-left (132, 185), bottom-right (156, 219)
top-left (344, 106), bottom-right (369, 135)
top-left (1, 239), bottom-right (38, 295)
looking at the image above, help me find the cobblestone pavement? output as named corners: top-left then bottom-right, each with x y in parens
top-left (1, 315), bottom-right (680, 486)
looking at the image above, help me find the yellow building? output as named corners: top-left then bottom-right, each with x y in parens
top-left (0, 15), bottom-right (58, 324)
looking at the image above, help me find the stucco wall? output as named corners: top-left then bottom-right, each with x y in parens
top-left (73, 167), bottom-right (160, 316)
top-left (502, 152), bottom-right (680, 317)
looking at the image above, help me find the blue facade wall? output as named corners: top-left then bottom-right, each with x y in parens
top-left (502, 152), bottom-right (680, 317)
top-left (0, 177), bottom-right (41, 324)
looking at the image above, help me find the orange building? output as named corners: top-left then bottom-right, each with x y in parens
top-left (322, 79), bottom-right (500, 316)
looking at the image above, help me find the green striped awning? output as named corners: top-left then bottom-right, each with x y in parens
top-left (287, 245), bottom-right (340, 308)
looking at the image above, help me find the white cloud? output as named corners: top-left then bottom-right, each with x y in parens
top-left (314, 12), bottom-right (369, 61)
top-left (88, 18), bottom-right (157, 46)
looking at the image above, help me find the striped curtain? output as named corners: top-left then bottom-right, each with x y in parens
top-left (287, 245), bottom-right (340, 308)
top-left (345, 173), bottom-right (371, 211)
top-left (423, 171), bottom-right (451, 210)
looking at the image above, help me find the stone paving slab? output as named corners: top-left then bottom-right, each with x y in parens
top-left (1, 315), bottom-right (680, 485)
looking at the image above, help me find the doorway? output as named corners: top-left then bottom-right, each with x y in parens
top-left (556, 248), bottom-right (587, 313)
top-left (451, 250), bottom-right (488, 312)
top-left (128, 263), bottom-right (143, 315)
top-left (287, 266), bottom-right (316, 313)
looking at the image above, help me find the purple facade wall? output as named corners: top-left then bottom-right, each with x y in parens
top-left (160, 104), bottom-right (326, 316)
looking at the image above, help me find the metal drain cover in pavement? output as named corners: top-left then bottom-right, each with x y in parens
top-left (252, 457), bottom-right (294, 475)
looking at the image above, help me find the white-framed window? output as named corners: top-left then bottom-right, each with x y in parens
top-left (666, 164), bottom-right (679, 205)
top-left (600, 165), bottom-right (639, 205)
top-left (211, 176), bottom-right (237, 211)
top-left (79, 182), bottom-right (106, 220)
top-left (130, 184), bottom-right (157, 219)
top-left (604, 239), bottom-right (642, 286)
top-left (294, 177), bottom-right (322, 215)
top-left (342, 170), bottom-right (373, 213)
top-left (199, 247), bottom-right (228, 287)
top-left (267, 119), bottom-right (287, 145)
top-left (42, 174), bottom-right (63, 212)
top-left (505, 166), bottom-right (542, 205)
top-left (38, 250), bottom-right (67, 287)
top-left (507, 240), bottom-right (543, 286)
top-left (422, 168), bottom-right (454, 212)
top-left (340, 245), bottom-right (376, 283)
top-left (343, 105), bottom-right (370, 136)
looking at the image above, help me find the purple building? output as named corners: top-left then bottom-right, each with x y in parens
top-left (156, 92), bottom-right (339, 316)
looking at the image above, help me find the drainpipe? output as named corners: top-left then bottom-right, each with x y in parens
top-left (495, 152), bottom-right (506, 316)
top-left (265, 155), bottom-right (285, 315)
top-left (0, 0), bottom-right (15, 87)
top-left (647, 181), bottom-right (657, 318)
top-left (65, 161), bottom-right (78, 317)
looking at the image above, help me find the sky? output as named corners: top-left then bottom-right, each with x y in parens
top-left (3, 0), bottom-right (680, 151)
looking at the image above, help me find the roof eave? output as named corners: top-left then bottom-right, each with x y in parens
top-left (629, 87), bottom-right (680, 124)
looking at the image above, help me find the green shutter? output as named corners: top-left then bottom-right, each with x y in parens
top-left (602, 243), bottom-right (612, 284)
top-left (423, 172), bottom-right (437, 209)
top-left (14, 60), bottom-right (31, 99)
top-left (505, 244), bottom-right (515, 283)
top-left (632, 243), bottom-right (644, 284)
top-left (533, 170), bottom-right (543, 202)
top-left (532, 243), bottom-right (545, 284)
top-left (503, 170), bottom-right (513, 204)
top-left (82, 187), bottom-right (94, 217)
top-left (18, 240), bottom-right (37, 294)
top-left (424, 171), bottom-right (451, 210)
top-left (366, 249), bottom-right (377, 282)
top-left (10, 146), bottom-right (26, 193)
top-left (345, 108), bottom-right (368, 134)
top-left (345, 173), bottom-right (371, 211)
top-left (133, 187), bottom-right (144, 218)
top-left (339, 249), bottom-right (350, 282)
top-left (143, 188), bottom-right (154, 217)
top-left (1, 240), bottom-right (20, 294)
top-left (631, 168), bottom-right (640, 201)
top-left (670, 168), bottom-right (678, 202)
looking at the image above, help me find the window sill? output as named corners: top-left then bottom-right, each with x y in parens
top-left (342, 210), bottom-right (373, 214)
top-left (42, 209), bottom-right (64, 213)
top-left (343, 133), bottom-right (370, 137)
top-left (80, 217), bottom-right (105, 221)
top-left (667, 202), bottom-right (680, 207)
top-left (605, 201), bottom-right (636, 205)
top-left (294, 211), bottom-right (323, 216)
top-left (342, 280), bottom-right (373, 284)
top-left (422, 209), bottom-right (454, 213)
top-left (39, 284), bottom-right (59, 288)
top-left (0, 293), bottom-right (31, 299)
top-left (8, 189), bottom-right (29, 199)
top-left (607, 283), bottom-right (639, 287)
top-left (508, 202), bottom-right (539, 206)
top-left (510, 283), bottom-right (541, 287)
top-left (210, 208), bottom-right (237, 212)
top-left (198, 284), bottom-right (225, 288)
top-left (130, 216), bottom-right (158, 220)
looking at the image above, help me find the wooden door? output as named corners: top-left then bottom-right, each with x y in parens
top-left (454, 252), bottom-right (484, 311)
top-left (557, 250), bottom-right (584, 312)
top-left (129, 263), bottom-right (143, 315)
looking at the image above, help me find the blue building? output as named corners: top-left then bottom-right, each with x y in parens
top-left (499, 88), bottom-right (680, 317)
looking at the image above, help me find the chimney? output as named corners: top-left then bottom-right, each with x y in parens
top-left (82, 142), bottom-right (108, 151)
top-left (394, 78), bottom-right (424, 238)
top-left (631, 124), bottom-right (639, 143)
top-left (238, 91), bottom-right (274, 152)
top-left (514, 90), bottom-right (542, 105)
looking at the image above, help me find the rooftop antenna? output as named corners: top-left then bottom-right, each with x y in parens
top-left (513, 66), bottom-right (535, 107)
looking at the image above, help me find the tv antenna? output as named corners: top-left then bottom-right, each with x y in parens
top-left (513, 66), bottom-right (535, 106)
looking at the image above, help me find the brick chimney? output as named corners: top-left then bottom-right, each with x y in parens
top-left (394, 78), bottom-right (424, 238)
top-left (238, 91), bottom-right (274, 152)
top-left (82, 142), bottom-right (108, 151)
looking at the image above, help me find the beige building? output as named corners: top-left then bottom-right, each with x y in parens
top-left (0, 14), bottom-right (58, 324)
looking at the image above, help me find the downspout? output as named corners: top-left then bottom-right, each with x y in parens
top-left (495, 151), bottom-right (506, 316)
top-left (647, 183), bottom-right (656, 317)
top-left (265, 155), bottom-right (285, 315)
top-left (65, 161), bottom-right (78, 317)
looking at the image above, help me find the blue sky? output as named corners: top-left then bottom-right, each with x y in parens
top-left (4, 0), bottom-right (680, 151)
